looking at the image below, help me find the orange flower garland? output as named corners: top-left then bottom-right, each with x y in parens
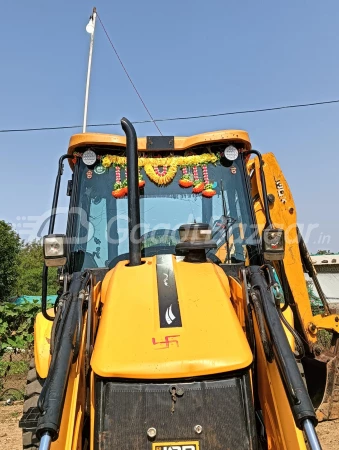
top-left (179, 166), bottom-right (193, 188)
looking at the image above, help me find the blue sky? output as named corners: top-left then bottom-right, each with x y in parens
top-left (1, 0), bottom-right (338, 252)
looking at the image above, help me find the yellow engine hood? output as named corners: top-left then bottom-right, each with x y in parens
top-left (91, 256), bottom-right (252, 379)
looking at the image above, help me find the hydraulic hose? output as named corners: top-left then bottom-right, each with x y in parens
top-left (38, 292), bottom-right (73, 411)
top-left (277, 261), bottom-right (290, 312)
top-left (277, 306), bottom-right (305, 360)
top-left (50, 291), bottom-right (70, 355)
top-left (36, 271), bottom-right (90, 445)
top-left (264, 264), bottom-right (305, 359)
top-left (247, 266), bottom-right (317, 429)
top-left (250, 289), bottom-right (274, 362)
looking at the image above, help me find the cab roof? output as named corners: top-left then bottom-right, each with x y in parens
top-left (68, 129), bottom-right (251, 154)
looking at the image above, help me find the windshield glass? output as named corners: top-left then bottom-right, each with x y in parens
top-left (70, 147), bottom-right (259, 270)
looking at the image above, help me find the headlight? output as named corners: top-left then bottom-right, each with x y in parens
top-left (82, 149), bottom-right (97, 166)
top-left (262, 228), bottom-right (285, 261)
top-left (224, 145), bottom-right (239, 161)
top-left (43, 234), bottom-right (67, 267)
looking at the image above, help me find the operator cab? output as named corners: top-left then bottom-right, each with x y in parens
top-left (66, 130), bottom-right (260, 272)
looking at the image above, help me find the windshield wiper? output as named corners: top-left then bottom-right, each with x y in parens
top-left (220, 180), bottom-right (232, 263)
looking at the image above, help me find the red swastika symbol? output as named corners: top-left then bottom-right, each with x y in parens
top-left (152, 335), bottom-right (180, 350)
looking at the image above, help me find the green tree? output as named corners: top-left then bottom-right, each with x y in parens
top-left (0, 220), bottom-right (20, 301)
top-left (15, 240), bottom-right (58, 296)
top-left (317, 250), bottom-right (334, 255)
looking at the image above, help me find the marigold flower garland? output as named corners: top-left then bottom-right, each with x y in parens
top-left (100, 152), bottom-right (218, 186)
top-left (144, 162), bottom-right (177, 186)
top-left (75, 151), bottom-right (219, 197)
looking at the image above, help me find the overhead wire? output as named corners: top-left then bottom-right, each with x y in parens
top-left (1, 98), bottom-right (339, 134)
top-left (96, 12), bottom-right (163, 136)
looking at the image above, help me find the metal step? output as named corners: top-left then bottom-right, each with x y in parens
top-left (19, 407), bottom-right (40, 430)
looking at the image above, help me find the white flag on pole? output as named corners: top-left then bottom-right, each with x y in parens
top-left (86, 17), bottom-right (94, 34)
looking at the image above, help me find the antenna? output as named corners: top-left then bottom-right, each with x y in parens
top-left (83, 7), bottom-right (97, 133)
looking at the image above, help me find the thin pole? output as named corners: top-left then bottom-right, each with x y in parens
top-left (83, 7), bottom-right (97, 133)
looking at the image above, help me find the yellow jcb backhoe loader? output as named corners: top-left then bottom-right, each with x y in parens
top-left (19, 119), bottom-right (339, 450)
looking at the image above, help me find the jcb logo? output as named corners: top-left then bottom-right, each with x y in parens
top-left (153, 441), bottom-right (198, 450)
top-left (156, 447), bottom-right (196, 450)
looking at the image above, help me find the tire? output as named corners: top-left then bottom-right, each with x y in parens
top-left (22, 359), bottom-right (44, 450)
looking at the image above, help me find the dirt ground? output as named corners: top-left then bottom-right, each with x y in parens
top-left (0, 403), bottom-right (338, 449)
top-left (315, 419), bottom-right (339, 450)
top-left (0, 403), bottom-right (23, 450)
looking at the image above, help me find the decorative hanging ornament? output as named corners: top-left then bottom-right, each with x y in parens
top-left (115, 165), bottom-right (121, 183)
top-left (201, 164), bottom-right (216, 198)
top-left (94, 164), bottom-right (107, 175)
top-left (192, 165), bottom-right (205, 193)
top-left (102, 156), bottom-right (112, 168)
top-left (72, 152), bottom-right (81, 165)
top-left (97, 152), bottom-right (219, 187)
top-left (112, 183), bottom-right (127, 198)
top-left (99, 152), bottom-right (218, 170)
top-left (179, 166), bottom-right (193, 188)
top-left (86, 170), bottom-right (93, 179)
top-left (139, 170), bottom-right (146, 188)
top-left (230, 166), bottom-right (237, 174)
top-left (112, 186), bottom-right (126, 198)
top-left (112, 166), bottom-right (127, 198)
top-left (202, 183), bottom-right (217, 198)
top-left (144, 162), bottom-right (177, 186)
top-left (124, 166), bottom-right (128, 193)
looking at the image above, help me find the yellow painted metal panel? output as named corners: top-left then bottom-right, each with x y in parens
top-left (91, 256), bottom-right (252, 378)
top-left (34, 309), bottom-right (53, 379)
top-left (67, 129), bottom-right (251, 168)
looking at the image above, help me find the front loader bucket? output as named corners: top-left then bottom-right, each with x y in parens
top-left (316, 353), bottom-right (339, 421)
top-left (303, 341), bottom-right (339, 421)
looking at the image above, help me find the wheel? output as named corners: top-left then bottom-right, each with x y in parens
top-left (22, 359), bottom-right (44, 450)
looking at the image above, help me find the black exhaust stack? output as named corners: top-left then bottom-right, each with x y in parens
top-left (121, 117), bottom-right (142, 266)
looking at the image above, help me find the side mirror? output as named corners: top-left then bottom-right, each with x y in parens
top-left (43, 234), bottom-right (67, 267)
top-left (262, 228), bottom-right (285, 261)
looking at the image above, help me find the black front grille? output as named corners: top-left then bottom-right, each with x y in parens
top-left (94, 373), bottom-right (257, 449)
